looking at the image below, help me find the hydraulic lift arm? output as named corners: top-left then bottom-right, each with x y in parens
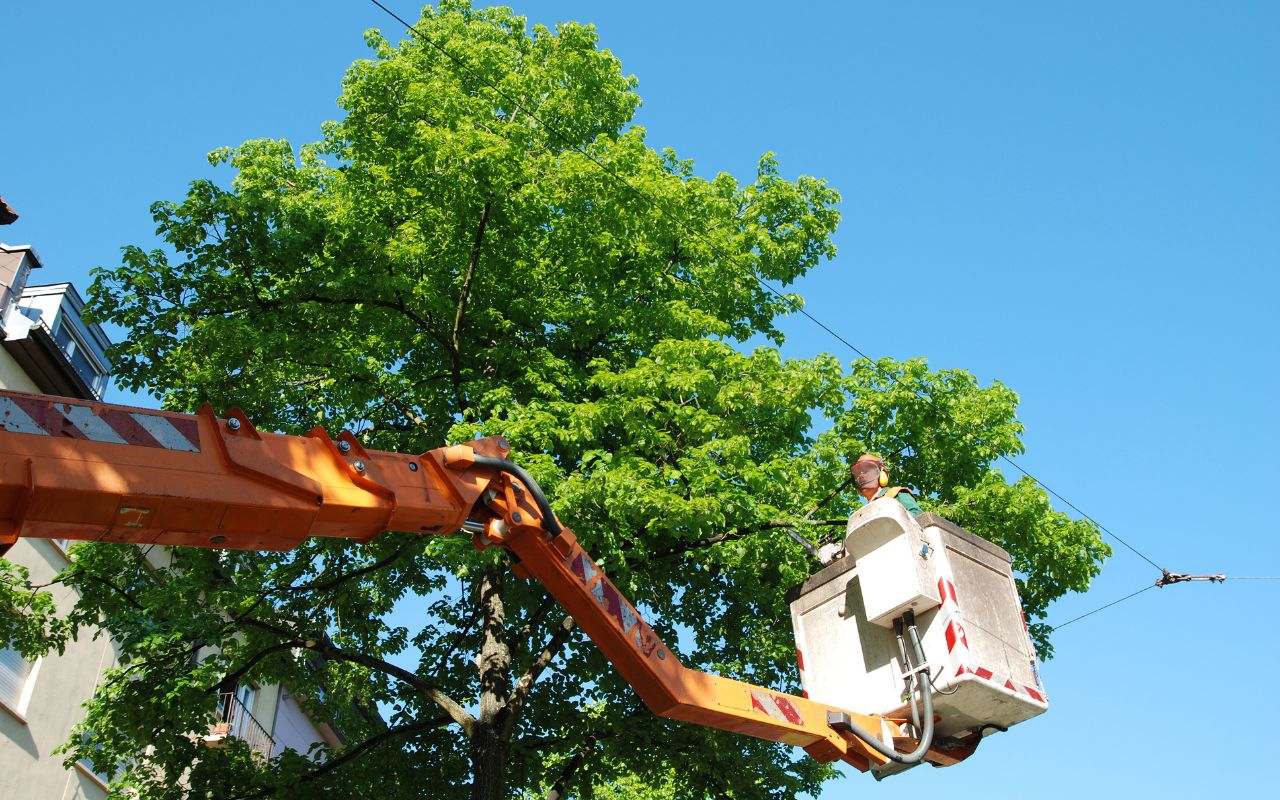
top-left (0, 388), bottom-right (968, 771)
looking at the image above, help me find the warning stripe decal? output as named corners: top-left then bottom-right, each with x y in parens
top-left (953, 662), bottom-right (1049, 706)
top-left (58, 403), bottom-right (126, 444)
top-left (937, 577), bottom-right (959, 608)
top-left (750, 691), bottom-right (804, 726)
top-left (129, 412), bottom-right (199, 452)
top-left (0, 397), bottom-right (46, 435)
top-left (944, 619), bottom-right (970, 653)
top-left (96, 408), bottom-right (164, 449)
top-left (0, 396), bottom-right (200, 452)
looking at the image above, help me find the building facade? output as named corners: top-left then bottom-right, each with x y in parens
top-left (0, 236), bottom-right (335, 799)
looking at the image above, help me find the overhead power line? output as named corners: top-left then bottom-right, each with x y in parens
top-left (1048, 584), bottom-right (1154, 632)
top-left (996, 456), bottom-right (1163, 571)
top-left (364, 1), bottom-right (1188, 579)
top-left (1049, 570), bottom-right (1278, 631)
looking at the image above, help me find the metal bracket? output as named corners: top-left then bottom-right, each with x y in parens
top-left (1155, 570), bottom-right (1226, 588)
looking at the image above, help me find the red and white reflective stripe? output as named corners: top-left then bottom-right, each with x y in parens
top-left (937, 577), bottom-right (959, 607)
top-left (954, 662), bottom-right (1048, 705)
top-left (794, 648), bottom-right (809, 698)
top-left (750, 690), bottom-right (804, 726)
top-left (944, 619), bottom-right (970, 654)
top-left (927, 536), bottom-right (1047, 706)
top-left (0, 396), bottom-right (200, 452)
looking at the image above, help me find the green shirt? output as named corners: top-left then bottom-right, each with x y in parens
top-left (873, 487), bottom-right (923, 517)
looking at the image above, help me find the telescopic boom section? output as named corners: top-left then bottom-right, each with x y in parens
top-left (0, 389), bottom-right (960, 771)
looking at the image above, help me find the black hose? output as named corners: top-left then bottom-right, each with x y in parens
top-left (471, 455), bottom-right (563, 538)
top-left (828, 623), bottom-right (935, 766)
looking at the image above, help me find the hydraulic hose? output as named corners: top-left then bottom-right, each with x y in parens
top-left (471, 454), bottom-right (564, 538)
top-left (828, 622), bottom-right (935, 766)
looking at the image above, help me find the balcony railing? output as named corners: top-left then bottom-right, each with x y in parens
top-left (207, 691), bottom-right (275, 758)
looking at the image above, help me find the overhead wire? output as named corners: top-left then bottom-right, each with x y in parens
top-left (1047, 584), bottom-right (1155, 632)
top-left (996, 456), bottom-right (1163, 571)
top-left (362, 1), bottom-right (1243, 588)
top-left (1049, 574), bottom-right (1280, 631)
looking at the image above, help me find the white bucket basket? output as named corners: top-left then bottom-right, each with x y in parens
top-left (789, 499), bottom-right (1048, 747)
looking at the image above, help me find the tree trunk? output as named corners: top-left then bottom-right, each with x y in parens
top-left (471, 726), bottom-right (510, 800)
top-left (471, 564), bottom-right (512, 800)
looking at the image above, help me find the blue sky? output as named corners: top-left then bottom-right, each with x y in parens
top-left (4, 1), bottom-right (1278, 796)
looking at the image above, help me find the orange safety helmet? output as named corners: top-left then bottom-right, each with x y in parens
top-left (852, 454), bottom-right (890, 493)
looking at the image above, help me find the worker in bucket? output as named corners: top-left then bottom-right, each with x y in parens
top-left (852, 453), bottom-right (923, 517)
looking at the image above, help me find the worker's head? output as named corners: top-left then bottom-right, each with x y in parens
top-left (852, 454), bottom-right (889, 500)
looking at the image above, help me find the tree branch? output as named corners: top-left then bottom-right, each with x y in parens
top-left (502, 614), bottom-right (575, 739)
top-left (430, 597), bottom-right (482, 677)
top-left (278, 540), bottom-right (415, 595)
top-left (448, 197), bottom-right (493, 412)
top-left (68, 569), bottom-right (147, 610)
top-left (239, 616), bottom-right (476, 734)
top-left (298, 714), bottom-right (450, 785)
top-left (453, 197), bottom-right (492, 351)
top-left (509, 594), bottom-right (556, 663)
top-left (246, 292), bottom-right (443, 343)
top-left (210, 641), bottom-right (298, 693)
top-left (544, 734), bottom-right (598, 800)
top-left (648, 518), bottom-right (847, 560)
top-left (231, 715), bottom-right (451, 800)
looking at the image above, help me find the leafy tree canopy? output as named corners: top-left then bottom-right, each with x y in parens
top-left (1, 3), bottom-right (1107, 798)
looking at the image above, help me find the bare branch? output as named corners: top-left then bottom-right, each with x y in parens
top-left (453, 197), bottom-right (492, 350)
top-left (239, 616), bottom-right (476, 734)
top-left (502, 614), bottom-right (575, 739)
top-left (245, 292), bottom-right (444, 346)
top-left (544, 734), bottom-right (598, 800)
top-left (510, 594), bottom-right (556, 663)
top-left (448, 196), bottom-right (493, 411)
top-left (298, 714), bottom-right (450, 785)
top-left (430, 600), bottom-right (481, 677)
top-left (210, 641), bottom-right (298, 693)
top-left (230, 715), bottom-right (451, 800)
top-left (648, 518), bottom-right (847, 560)
top-left (279, 540), bottom-right (415, 595)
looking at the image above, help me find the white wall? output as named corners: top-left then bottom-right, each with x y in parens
top-left (0, 538), bottom-right (114, 800)
top-left (271, 688), bottom-right (326, 759)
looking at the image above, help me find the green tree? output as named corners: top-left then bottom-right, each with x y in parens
top-left (0, 3), bottom-right (1107, 799)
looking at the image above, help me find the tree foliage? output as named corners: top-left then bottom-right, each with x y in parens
top-left (0, 3), bottom-right (1107, 798)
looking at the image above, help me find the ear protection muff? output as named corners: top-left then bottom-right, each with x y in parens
top-left (878, 469), bottom-right (890, 487)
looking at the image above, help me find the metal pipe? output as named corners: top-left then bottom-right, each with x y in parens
top-left (893, 619), bottom-right (921, 735)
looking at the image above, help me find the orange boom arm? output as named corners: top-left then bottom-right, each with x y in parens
top-left (0, 389), bottom-right (964, 771)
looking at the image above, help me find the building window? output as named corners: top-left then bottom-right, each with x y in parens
top-left (51, 318), bottom-right (107, 396)
top-left (0, 646), bottom-right (35, 717)
top-left (234, 683), bottom-right (258, 728)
